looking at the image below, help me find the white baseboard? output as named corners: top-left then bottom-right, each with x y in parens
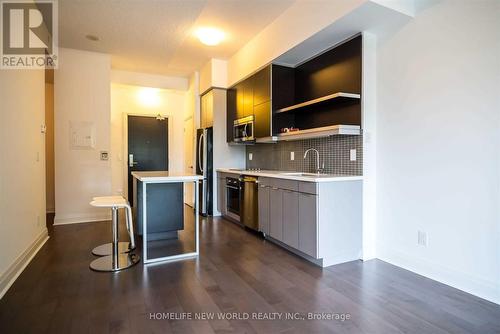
top-left (53, 212), bottom-right (111, 225)
top-left (377, 245), bottom-right (500, 305)
top-left (0, 229), bottom-right (49, 299)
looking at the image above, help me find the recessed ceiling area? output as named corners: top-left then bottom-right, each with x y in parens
top-left (58, 0), bottom-right (294, 77)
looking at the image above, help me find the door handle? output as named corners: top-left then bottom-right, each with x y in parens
top-left (198, 133), bottom-right (204, 173)
top-left (129, 154), bottom-right (138, 167)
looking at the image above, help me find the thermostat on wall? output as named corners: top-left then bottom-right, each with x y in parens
top-left (100, 151), bottom-right (109, 161)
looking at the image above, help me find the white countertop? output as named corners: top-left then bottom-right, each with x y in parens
top-left (132, 171), bottom-right (203, 182)
top-left (216, 168), bottom-right (362, 183)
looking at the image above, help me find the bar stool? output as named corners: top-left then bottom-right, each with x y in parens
top-left (89, 196), bottom-right (140, 272)
top-left (91, 196), bottom-right (135, 256)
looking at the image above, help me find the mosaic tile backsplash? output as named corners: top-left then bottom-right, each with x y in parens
top-left (246, 135), bottom-right (363, 175)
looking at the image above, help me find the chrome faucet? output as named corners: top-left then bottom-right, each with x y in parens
top-left (304, 148), bottom-right (324, 174)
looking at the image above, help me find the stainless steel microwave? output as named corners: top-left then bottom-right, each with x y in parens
top-left (233, 115), bottom-right (254, 142)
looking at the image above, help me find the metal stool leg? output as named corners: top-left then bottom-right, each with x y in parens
top-left (90, 207), bottom-right (140, 272)
top-left (125, 204), bottom-right (136, 249)
top-left (91, 207), bottom-right (135, 256)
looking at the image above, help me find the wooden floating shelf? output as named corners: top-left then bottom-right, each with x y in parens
top-left (275, 92), bottom-right (361, 114)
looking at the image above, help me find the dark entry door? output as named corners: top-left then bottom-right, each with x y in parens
top-left (128, 115), bottom-right (168, 205)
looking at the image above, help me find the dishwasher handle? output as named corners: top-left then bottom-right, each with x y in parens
top-left (239, 176), bottom-right (259, 183)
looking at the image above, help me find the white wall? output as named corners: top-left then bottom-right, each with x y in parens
top-left (0, 69), bottom-right (48, 295)
top-left (375, 0), bottom-right (500, 303)
top-left (227, 0), bottom-right (366, 85)
top-left (110, 83), bottom-right (187, 199)
top-left (54, 48), bottom-right (112, 225)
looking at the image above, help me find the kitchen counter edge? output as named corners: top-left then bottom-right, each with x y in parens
top-left (216, 168), bottom-right (363, 183)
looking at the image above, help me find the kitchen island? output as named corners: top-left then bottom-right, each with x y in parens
top-left (132, 171), bottom-right (202, 264)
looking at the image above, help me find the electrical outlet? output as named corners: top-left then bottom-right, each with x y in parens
top-left (350, 149), bottom-right (357, 161)
top-left (417, 231), bottom-right (427, 246)
top-left (290, 151), bottom-right (294, 160)
top-left (248, 153), bottom-right (253, 161)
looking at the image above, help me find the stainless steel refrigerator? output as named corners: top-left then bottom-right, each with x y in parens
top-left (196, 127), bottom-right (213, 216)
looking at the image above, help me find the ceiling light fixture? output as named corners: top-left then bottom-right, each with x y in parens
top-left (85, 34), bottom-right (99, 42)
top-left (195, 27), bottom-right (225, 46)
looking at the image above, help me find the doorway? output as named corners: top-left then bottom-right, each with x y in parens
top-left (127, 115), bottom-right (169, 205)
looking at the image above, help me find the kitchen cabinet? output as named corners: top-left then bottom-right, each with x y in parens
top-left (298, 192), bottom-right (317, 257)
top-left (200, 90), bottom-right (214, 128)
top-left (253, 66), bottom-right (270, 106)
top-left (235, 83), bottom-right (245, 119)
top-left (217, 176), bottom-right (226, 215)
top-left (269, 186), bottom-right (283, 241)
top-left (283, 189), bottom-right (299, 249)
top-left (255, 176), bottom-right (362, 267)
top-left (254, 101), bottom-right (271, 138)
top-left (226, 66), bottom-right (272, 142)
top-left (226, 88), bottom-right (236, 142)
top-left (243, 78), bottom-right (254, 117)
top-left (258, 183), bottom-right (270, 234)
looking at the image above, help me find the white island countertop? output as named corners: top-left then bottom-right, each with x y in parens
top-left (132, 171), bottom-right (203, 182)
top-left (216, 168), bottom-right (362, 183)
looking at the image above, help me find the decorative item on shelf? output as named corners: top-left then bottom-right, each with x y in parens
top-left (280, 127), bottom-right (300, 133)
top-left (155, 114), bottom-right (165, 121)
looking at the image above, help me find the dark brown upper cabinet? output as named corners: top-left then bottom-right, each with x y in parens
top-left (254, 101), bottom-right (271, 138)
top-left (243, 78), bottom-right (254, 117)
top-left (226, 35), bottom-right (362, 142)
top-left (226, 88), bottom-right (236, 142)
top-left (226, 65), bottom-right (272, 142)
top-left (235, 82), bottom-right (245, 119)
top-left (253, 66), bottom-right (270, 106)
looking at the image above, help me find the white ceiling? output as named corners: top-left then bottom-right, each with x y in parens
top-left (59, 0), bottom-right (294, 77)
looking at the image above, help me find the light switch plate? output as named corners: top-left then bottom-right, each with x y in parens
top-left (350, 149), bottom-right (357, 161)
top-left (249, 153), bottom-right (253, 161)
top-left (290, 151), bottom-right (294, 160)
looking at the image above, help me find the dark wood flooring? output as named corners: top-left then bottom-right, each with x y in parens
top-left (0, 209), bottom-right (498, 334)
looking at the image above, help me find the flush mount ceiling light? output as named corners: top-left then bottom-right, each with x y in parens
top-left (195, 27), bottom-right (225, 46)
top-left (85, 34), bottom-right (99, 42)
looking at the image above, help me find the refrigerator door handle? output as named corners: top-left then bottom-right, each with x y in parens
top-left (203, 130), bottom-right (208, 176)
top-left (198, 133), bottom-right (204, 173)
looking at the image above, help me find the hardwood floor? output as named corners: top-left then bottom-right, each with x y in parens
top-left (0, 210), bottom-right (498, 334)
